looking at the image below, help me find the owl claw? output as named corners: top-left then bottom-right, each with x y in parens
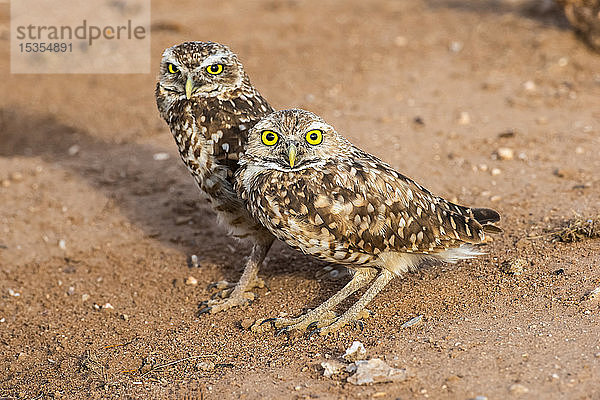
top-left (306, 321), bottom-right (320, 331)
top-left (198, 306), bottom-right (212, 315)
top-left (260, 317), bottom-right (277, 327)
top-left (307, 327), bottom-right (321, 340)
top-left (275, 327), bottom-right (290, 338)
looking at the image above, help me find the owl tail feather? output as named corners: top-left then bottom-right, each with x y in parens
top-left (472, 207), bottom-right (502, 234)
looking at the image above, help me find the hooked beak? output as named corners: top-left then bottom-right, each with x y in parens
top-left (288, 143), bottom-right (297, 168)
top-left (185, 75), bottom-right (194, 99)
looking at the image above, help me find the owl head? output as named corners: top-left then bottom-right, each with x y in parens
top-left (243, 109), bottom-right (353, 171)
top-left (158, 41), bottom-right (246, 99)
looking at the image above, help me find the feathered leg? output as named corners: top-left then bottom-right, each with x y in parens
top-left (200, 236), bottom-right (274, 314)
top-left (252, 267), bottom-right (378, 334)
top-left (317, 269), bottom-right (395, 335)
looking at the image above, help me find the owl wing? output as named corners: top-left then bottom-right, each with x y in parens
top-left (192, 93), bottom-right (274, 178)
top-left (246, 148), bottom-right (497, 263)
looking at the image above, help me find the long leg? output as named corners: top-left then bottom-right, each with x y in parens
top-left (200, 236), bottom-right (274, 314)
top-left (318, 269), bottom-right (395, 335)
top-left (252, 267), bottom-right (378, 333)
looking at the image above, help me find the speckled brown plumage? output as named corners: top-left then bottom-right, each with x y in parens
top-left (557, 0), bottom-right (600, 50)
top-left (156, 41), bottom-right (275, 313)
top-left (235, 109), bottom-right (501, 335)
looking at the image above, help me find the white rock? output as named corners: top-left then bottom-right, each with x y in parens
top-left (153, 152), bottom-right (170, 161)
top-left (321, 360), bottom-right (346, 378)
top-left (58, 239), bottom-right (66, 250)
top-left (496, 147), bottom-right (514, 160)
top-left (185, 276), bottom-right (198, 286)
top-left (508, 383), bottom-right (529, 394)
top-left (458, 111), bottom-right (471, 125)
top-left (343, 341), bottom-right (367, 362)
top-left (347, 358), bottom-right (410, 385)
top-left (401, 315), bottom-right (423, 328)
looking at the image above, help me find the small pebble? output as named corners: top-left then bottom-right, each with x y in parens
top-left (472, 396), bottom-right (488, 400)
top-left (58, 239), bottom-right (66, 250)
top-left (553, 168), bottom-right (576, 179)
top-left (10, 172), bottom-right (23, 182)
top-left (67, 145), bottom-right (80, 156)
top-left (491, 168), bottom-right (502, 176)
top-left (508, 383), bottom-right (529, 394)
top-left (343, 341), bottom-right (367, 362)
top-left (523, 80), bottom-right (536, 91)
top-left (449, 41), bottom-right (463, 53)
top-left (496, 147), bottom-right (514, 160)
top-left (196, 361), bottom-right (215, 371)
top-left (153, 152), bottom-right (170, 161)
top-left (81, 294), bottom-right (90, 302)
top-left (501, 258), bottom-right (526, 275)
top-left (1, 180), bottom-right (10, 187)
top-left (185, 276), bottom-right (198, 286)
top-left (394, 36), bottom-right (408, 47)
top-left (458, 111), bottom-right (471, 125)
top-left (8, 288), bottom-right (20, 297)
top-left (103, 302), bottom-right (114, 310)
top-left (241, 318), bottom-right (254, 329)
top-left (321, 360), bottom-right (346, 378)
top-left (490, 195), bottom-right (502, 202)
top-left (66, 286), bottom-right (75, 296)
top-left (121, 314), bottom-right (129, 321)
top-left (189, 254), bottom-right (199, 268)
top-left (584, 287), bottom-right (600, 301)
top-left (401, 315), bottom-right (423, 328)
top-left (175, 216), bottom-right (193, 225)
top-left (347, 358), bottom-right (410, 385)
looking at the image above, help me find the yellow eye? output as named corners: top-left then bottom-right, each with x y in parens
top-left (167, 63), bottom-right (178, 74)
top-left (261, 130), bottom-right (279, 146)
top-left (305, 129), bottom-right (323, 145)
top-left (206, 64), bottom-right (224, 75)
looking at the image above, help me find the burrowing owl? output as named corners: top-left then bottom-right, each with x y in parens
top-left (235, 109), bottom-right (501, 335)
top-left (156, 41), bottom-right (275, 313)
top-left (557, 0), bottom-right (600, 50)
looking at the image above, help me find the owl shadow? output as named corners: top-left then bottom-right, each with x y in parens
top-left (0, 107), bottom-right (322, 283)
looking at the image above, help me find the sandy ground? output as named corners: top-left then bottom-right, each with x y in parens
top-left (1, 0), bottom-right (600, 399)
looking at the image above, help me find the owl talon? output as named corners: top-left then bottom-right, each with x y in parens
top-left (307, 328), bottom-right (322, 340)
top-left (306, 321), bottom-right (320, 331)
top-left (260, 317), bottom-right (277, 326)
top-left (198, 306), bottom-right (212, 315)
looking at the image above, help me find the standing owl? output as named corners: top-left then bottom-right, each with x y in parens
top-left (235, 109), bottom-right (501, 335)
top-left (156, 41), bottom-right (275, 313)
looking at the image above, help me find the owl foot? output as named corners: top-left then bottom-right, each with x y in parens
top-left (208, 277), bottom-right (266, 299)
top-left (251, 310), bottom-right (338, 335)
top-left (310, 308), bottom-right (374, 336)
top-left (198, 277), bottom-right (265, 315)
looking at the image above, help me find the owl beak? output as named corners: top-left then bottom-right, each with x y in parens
top-left (288, 143), bottom-right (297, 168)
top-left (185, 75), bottom-right (195, 100)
